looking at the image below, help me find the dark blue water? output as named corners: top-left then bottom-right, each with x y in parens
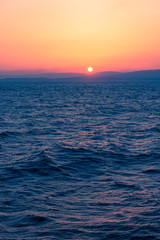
top-left (0, 80), bottom-right (160, 239)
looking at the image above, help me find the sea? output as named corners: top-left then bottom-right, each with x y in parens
top-left (0, 79), bottom-right (160, 240)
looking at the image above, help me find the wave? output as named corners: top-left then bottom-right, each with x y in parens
top-left (20, 150), bottom-right (70, 177)
top-left (143, 169), bottom-right (160, 174)
top-left (1, 150), bottom-right (70, 180)
top-left (0, 131), bottom-right (22, 139)
top-left (8, 212), bottom-right (48, 228)
top-left (111, 181), bottom-right (141, 191)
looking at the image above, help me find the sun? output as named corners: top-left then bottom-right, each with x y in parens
top-left (88, 67), bottom-right (93, 73)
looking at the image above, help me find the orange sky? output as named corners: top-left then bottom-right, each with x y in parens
top-left (0, 0), bottom-right (160, 73)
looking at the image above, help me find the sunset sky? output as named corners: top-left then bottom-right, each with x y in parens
top-left (0, 0), bottom-right (160, 73)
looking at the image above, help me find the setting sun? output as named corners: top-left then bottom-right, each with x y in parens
top-left (88, 67), bottom-right (93, 73)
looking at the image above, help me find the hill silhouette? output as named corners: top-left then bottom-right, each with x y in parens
top-left (0, 69), bottom-right (160, 82)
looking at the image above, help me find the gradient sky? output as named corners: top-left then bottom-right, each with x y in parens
top-left (0, 0), bottom-right (160, 73)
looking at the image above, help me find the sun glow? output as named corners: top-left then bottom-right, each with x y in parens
top-left (88, 67), bottom-right (93, 73)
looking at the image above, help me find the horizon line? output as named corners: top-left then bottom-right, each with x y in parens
top-left (0, 68), bottom-right (160, 75)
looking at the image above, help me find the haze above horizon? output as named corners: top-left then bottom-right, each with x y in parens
top-left (0, 0), bottom-right (160, 73)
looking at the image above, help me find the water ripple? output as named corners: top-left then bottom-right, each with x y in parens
top-left (0, 81), bottom-right (160, 239)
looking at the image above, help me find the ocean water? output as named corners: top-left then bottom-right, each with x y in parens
top-left (0, 80), bottom-right (160, 240)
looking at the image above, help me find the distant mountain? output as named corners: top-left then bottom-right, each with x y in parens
top-left (94, 71), bottom-right (121, 77)
top-left (0, 71), bottom-right (85, 79)
top-left (0, 69), bottom-right (160, 82)
top-left (89, 69), bottom-right (160, 81)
